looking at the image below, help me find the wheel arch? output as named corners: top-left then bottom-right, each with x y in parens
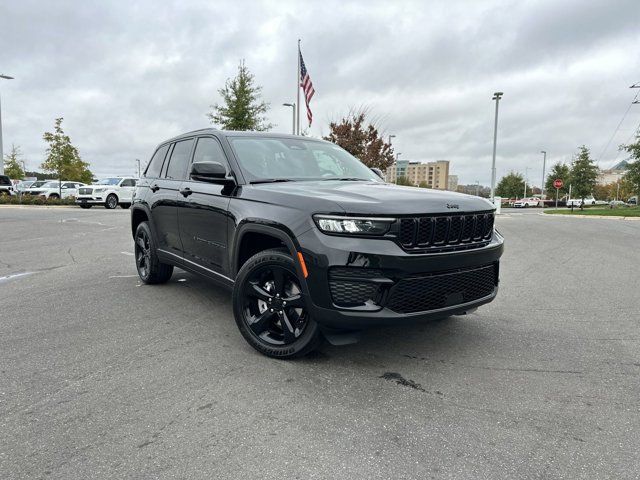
top-left (131, 205), bottom-right (151, 238)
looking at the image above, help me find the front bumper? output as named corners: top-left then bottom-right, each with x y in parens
top-left (76, 195), bottom-right (104, 204)
top-left (297, 227), bottom-right (504, 329)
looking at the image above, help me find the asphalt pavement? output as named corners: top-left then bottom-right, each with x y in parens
top-left (1, 206), bottom-right (639, 479)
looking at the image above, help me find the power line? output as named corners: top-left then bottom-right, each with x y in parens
top-left (596, 83), bottom-right (640, 163)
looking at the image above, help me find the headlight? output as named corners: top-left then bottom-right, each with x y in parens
top-left (94, 188), bottom-right (105, 193)
top-left (313, 215), bottom-right (394, 235)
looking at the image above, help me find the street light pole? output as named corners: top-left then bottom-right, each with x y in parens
top-left (135, 159), bottom-right (141, 178)
top-left (490, 92), bottom-right (503, 201)
top-left (395, 152), bottom-right (402, 184)
top-left (0, 74), bottom-right (15, 176)
top-left (475, 180), bottom-right (480, 196)
top-left (523, 167), bottom-right (530, 199)
top-left (388, 134), bottom-right (396, 145)
top-left (540, 150), bottom-right (547, 203)
top-left (283, 103), bottom-right (296, 135)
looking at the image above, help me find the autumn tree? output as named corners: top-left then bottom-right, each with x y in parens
top-left (41, 118), bottom-right (93, 184)
top-left (569, 146), bottom-right (598, 207)
top-left (324, 110), bottom-right (395, 171)
top-left (495, 171), bottom-right (525, 199)
top-left (3, 144), bottom-right (24, 179)
top-left (621, 133), bottom-right (640, 202)
top-left (545, 162), bottom-right (570, 198)
top-left (207, 60), bottom-right (272, 131)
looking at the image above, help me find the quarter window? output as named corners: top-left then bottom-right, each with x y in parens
top-left (165, 139), bottom-right (194, 180)
top-left (145, 144), bottom-right (169, 178)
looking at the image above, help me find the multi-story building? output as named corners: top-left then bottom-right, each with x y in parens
top-left (385, 160), bottom-right (450, 190)
top-left (447, 175), bottom-right (458, 192)
top-left (597, 160), bottom-right (628, 185)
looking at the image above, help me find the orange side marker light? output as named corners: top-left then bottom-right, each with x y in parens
top-left (297, 252), bottom-right (309, 278)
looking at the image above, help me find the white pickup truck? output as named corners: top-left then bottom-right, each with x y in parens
top-left (75, 177), bottom-right (138, 209)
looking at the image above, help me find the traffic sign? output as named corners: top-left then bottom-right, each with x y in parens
top-left (553, 179), bottom-right (563, 189)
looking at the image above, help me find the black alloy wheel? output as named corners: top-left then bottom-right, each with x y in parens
top-left (135, 228), bottom-right (152, 280)
top-left (134, 221), bottom-right (173, 284)
top-left (233, 249), bottom-right (322, 358)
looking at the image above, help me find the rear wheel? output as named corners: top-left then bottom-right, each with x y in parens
top-left (120, 203), bottom-right (131, 209)
top-left (105, 194), bottom-right (118, 209)
top-left (49, 193), bottom-right (59, 199)
top-left (134, 221), bottom-right (173, 284)
top-left (79, 204), bottom-right (92, 209)
top-left (233, 249), bottom-right (322, 358)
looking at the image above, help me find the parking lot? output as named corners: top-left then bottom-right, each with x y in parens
top-left (1, 206), bottom-right (639, 479)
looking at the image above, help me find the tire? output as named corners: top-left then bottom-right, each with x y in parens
top-left (49, 194), bottom-right (59, 199)
top-left (105, 194), bottom-right (118, 209)
top-left (134, 221), bottom-right (173, 284)
top-left (233, 249), bottom-right (323, 358)
top-left (120, 203), bottom-right (131, 209)
top-left (79, 204), bottom-right (92, 209)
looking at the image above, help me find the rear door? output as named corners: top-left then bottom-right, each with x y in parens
top-left (118, 178), bottom-right (137, 202)
top-left (177, 136), bottom-right (232, 274)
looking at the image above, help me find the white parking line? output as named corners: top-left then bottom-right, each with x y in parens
top-left (120, 252), bottom-right (134, 256)
top-left (109, 274), bottom-right (138, 278)
top-left (0, 272), bottom-right (35, 283)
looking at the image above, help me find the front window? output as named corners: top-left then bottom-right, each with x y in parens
top-left (229, 137), bottom-right (382, 183)
top-left (42, 182), bottom-right (60, 188)
top-left (96, 178), bottom-right (121, 185)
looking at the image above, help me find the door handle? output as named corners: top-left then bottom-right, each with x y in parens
top-left (150, 184), bottom-right (160, 192)
top-left (179, 187), bottom-right (193, 197)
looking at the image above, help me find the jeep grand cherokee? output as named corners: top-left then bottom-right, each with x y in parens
top-left (131, 129), bottom-right (504, 358)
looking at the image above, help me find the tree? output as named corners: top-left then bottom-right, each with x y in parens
top-left (621, 133), bottom-right (640, 202)
top-left (418, 181), bottom-right (429, 188)
top-left (324, 110), bottom-right (395, 170)
top-left (495, 171), bottom-right (525, 199)
top-left (41, 118), bottom-right (93, 184)
top-left (3, 144), bottom-right (24, 179)
top-left (207, 60), bottom-right (272, 131)
top-left (545, 162), bottom-right (570, 199)
top-left (569, 146), bottom-right (598, 206)
top-left (396, 176), bottom-right (414, 186)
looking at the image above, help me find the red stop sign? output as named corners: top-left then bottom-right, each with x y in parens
top-left (553, 179), bottom-right (563, 189)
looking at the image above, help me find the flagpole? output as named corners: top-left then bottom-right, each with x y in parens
top-left (296, 39), bottom-right (301, 135)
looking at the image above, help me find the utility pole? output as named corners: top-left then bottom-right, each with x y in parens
top-left (540, 150), bottom-right (547, 202)
top-left (490, 92), bottom-right (503, 201)
top-left (523, 167), bottom-right (530, 199)
top-left (283, 103), bottom-right (296, 134)
top-left (0, 74), bottom-right (15, 176)
top-left (296, 39), bottom-right (301, 135)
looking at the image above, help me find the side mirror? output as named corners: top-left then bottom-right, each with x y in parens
top-left (370, 167), bottom-right (384, 179)
top-left (190, 161), bottom-right (234, 184)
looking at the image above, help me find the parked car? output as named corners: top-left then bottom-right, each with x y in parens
top-left (76, 177), bottom-right (138, 209)
top-left (628, 196), bottom-right (638, 206)
top-left (27, 181), bottom-right (85, 199)
top-left (131, 129), bottom-right (504, 358)
top-left (513, 197), bottom-right (539, 208)
top-left (22, 180), bottom-right (48, 194)
top-left (566, 196), bottom-right (596, 207)
top-left (14, 180), bottom-right (36, 192)
top-left (0, 175), bottom-right (15, 196)
top-left (609, 200), bottom-right (627, 207)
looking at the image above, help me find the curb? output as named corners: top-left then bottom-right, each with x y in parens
top-left (0, 205), bottom-right (80, 209)
top-left (540, 212), bottom-right (640, 221)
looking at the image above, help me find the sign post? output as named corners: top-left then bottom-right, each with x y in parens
top-left (553, 179), bottom-right (563, 209)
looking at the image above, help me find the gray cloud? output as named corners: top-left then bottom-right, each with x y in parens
top-left (1, 0), bottom-right (638, 185)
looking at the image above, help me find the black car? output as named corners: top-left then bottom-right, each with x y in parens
top-left (0, 175), bottom-right (15, 196)
top-left (131, 129), bottom-right (504, 358)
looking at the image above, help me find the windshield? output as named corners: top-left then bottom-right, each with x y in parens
top-left (30, 181), bottom-right (46, 188)
top-left (96, 178), bottom-right (121, 185)
top-left (229, 137), bottom-right (382, 183)
top-left (41, 181), bottom-right (60, 188)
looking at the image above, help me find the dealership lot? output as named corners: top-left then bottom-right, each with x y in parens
top-left (1, 207), bottom-right (639, 479)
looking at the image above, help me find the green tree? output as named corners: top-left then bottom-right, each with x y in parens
top-left (545, 162), bottom-right (571, 199)
top-left (324, 109), bottom-right (395, 170)
top-left (418, 180), bottom-right (429, 188)
top-left (3, 144), bottom-right (24, 179)
top-left (41, 118), bottom-right (93, 183)
top-left (569, 146), bottom-right (598, 207)
top-left (395, 176), bottom-right (414, 186)
top-left (621, 133), bottom-right (640, 201)
top-left (495, 171), bottom-right (525, 198)
top-left (207, 60), bottom-right (272, 131)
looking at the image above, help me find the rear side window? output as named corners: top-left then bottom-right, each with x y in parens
top-left (144, 144), bottom-right (170, 178)
top-left (121, 179), bottom-right (136, 187)
top-left (165, 139), bottom-right (194, 180)
top-left (192, 137), bottom-right (229, 170)
top-left (0, 175), bottom-right (11, 185)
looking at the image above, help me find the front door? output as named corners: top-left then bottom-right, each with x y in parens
top-left (177, 136), bottom-right (232, 275)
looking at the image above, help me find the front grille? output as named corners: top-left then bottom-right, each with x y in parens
top-left (78, 188), bottom-right (93, 195)
top-left (329, 268), bottom-right (383, 306)
top-left (398, 212), bottom-right (494, 251)
top-left (386, 263), bottom-right (497, 314)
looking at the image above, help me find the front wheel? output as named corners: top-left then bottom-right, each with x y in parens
top-left (79, 204), bottom-right (92, 209)
top-left (233, 249), bottom-right (322, 358)
top-left (134, 221), bottom-right (173, 284)
top-left (105, 194), bottom-right (118, 209)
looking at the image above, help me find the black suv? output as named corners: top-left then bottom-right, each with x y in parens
top-left (0, 175), bottom-right (15, 196)
top-left (131, 129), bottom-right (504, 358)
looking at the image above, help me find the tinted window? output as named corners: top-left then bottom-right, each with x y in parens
top-left (165, 139), bottom-right (194, 180)
top-left (0, 175), bottom-right (11, 185)
top-left (121, 179), bottom-right (136, 187)
top-left (192, 137), bottom-right (229, 172)
top-left (63, 183), bottom-right (76, 188)
top-left (144, 144), bottom-right (169, 178)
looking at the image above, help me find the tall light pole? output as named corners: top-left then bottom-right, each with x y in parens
top-left (135, 159), bottom-right (141, 178)
top-left (490, 91), bottom-right (503, 201)
top-left (388, 134), bottom-right (396, 145)
top-left (0, 74), bottom-right (15, 176)
top-left (523, 167), bottom-right (530, 199)
top-left (475, 180), bottom-right (480, 196)
top-left (395, 152), bottom-right (402, 184)
top-left (283, 103), bottom-right (296, 135)
top-left (540, 150), bottom-right (547, 202)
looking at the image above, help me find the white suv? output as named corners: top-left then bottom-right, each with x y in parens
top-left (28, 181), bottom-right (85, 199)
top-left (76, 177), bottom-right (138, 209)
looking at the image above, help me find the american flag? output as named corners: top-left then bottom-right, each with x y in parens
top-left (299, 48), bottom-right (315, 127)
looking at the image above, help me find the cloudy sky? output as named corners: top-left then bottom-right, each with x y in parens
top-left (1, 0), bottom-right (639, 185)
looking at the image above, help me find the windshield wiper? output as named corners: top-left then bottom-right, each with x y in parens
top-left (321, 177), bottom-right (370, 181)
top-left (250, 178), bottom-right (296, 184)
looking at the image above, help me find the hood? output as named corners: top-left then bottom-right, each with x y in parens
top-left (247, 180), bottom-right (494, 215)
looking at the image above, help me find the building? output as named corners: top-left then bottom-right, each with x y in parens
top-left (385, 160), bottom-right (450, 190)
top-left (597, 159), bottom-right (628, 186)
top-left (447, 175), bottom-right (458, 192)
